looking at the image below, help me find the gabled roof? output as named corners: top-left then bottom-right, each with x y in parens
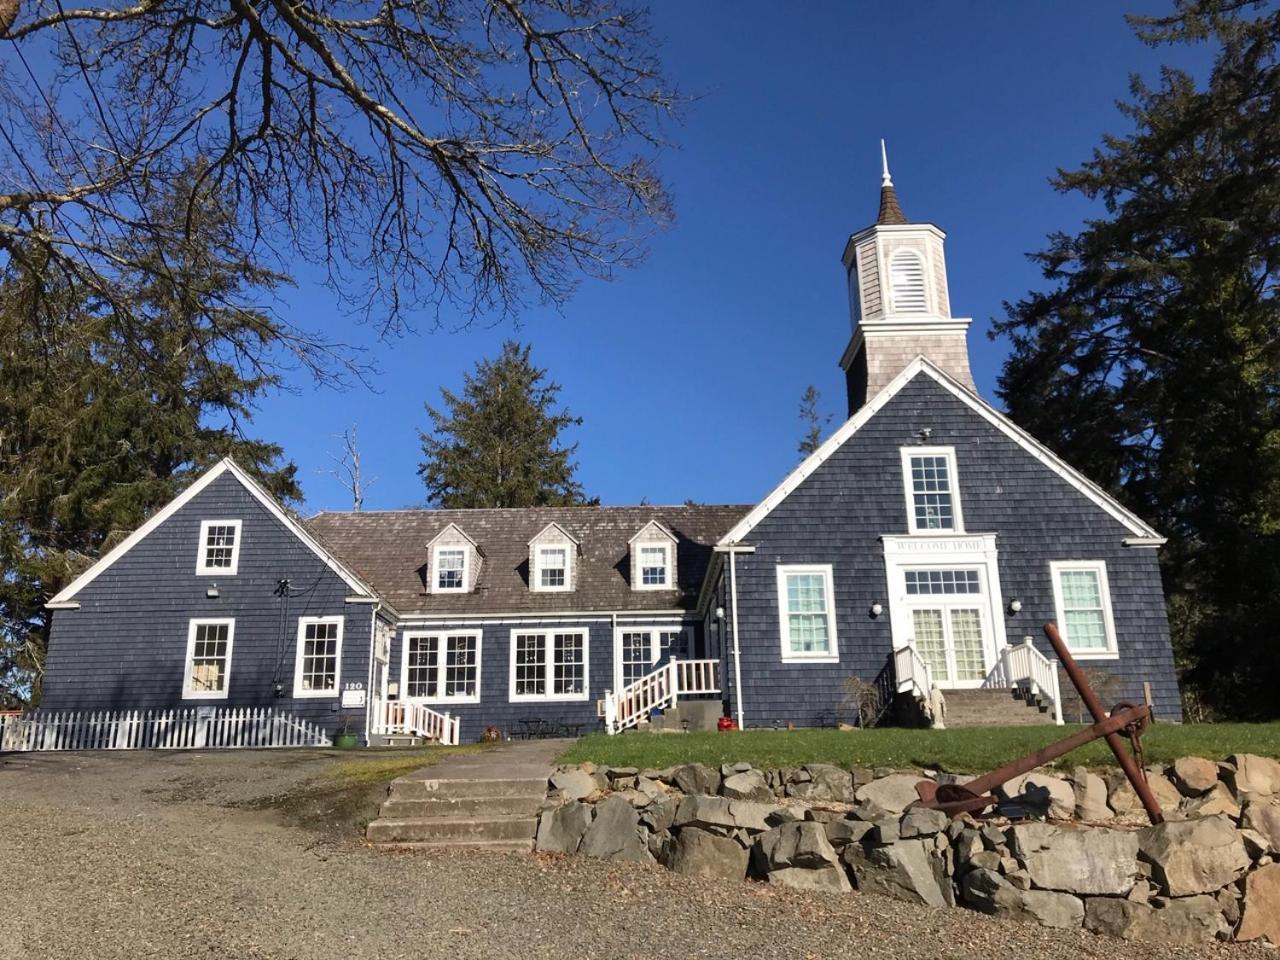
top-left (528, 520), bottom-right (580, 547)
top-left (426, 522), bottom-right (484, 556)
top-left (47, 459), bottom-right (382, 608)
top-left (628, 519), bottom-right (677, 545)
top-left (306, 505), bottom-right (749, 616)
top-left (718, 356), bottom-right (1164, 547)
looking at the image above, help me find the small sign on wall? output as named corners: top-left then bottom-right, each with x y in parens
top-left (341, 685), bottom-right (366, 708)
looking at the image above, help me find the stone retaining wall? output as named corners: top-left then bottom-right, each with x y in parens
top-left (534, 754), bottom-right (1280, 945)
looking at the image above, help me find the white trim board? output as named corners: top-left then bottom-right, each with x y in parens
top-left (47, 458), bottom-right (384, 608)
top-left (717, 357), bottom-right (1163, 546)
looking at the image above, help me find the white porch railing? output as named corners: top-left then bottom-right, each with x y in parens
top-left (893, 644), bottom-right (934, 701)
top-left (983, 638), bottom-right (1065, 725)
top-left (603, 657), bottom-right (720, 734)
top-left (0, 707), bottom-right (332, 752)
top-left (372, 699), bottom-right (461, 746)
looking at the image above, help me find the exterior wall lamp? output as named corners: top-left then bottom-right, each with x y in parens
top-left (715, 606), bottom-right (725, 620)
top-left (1007, 598), bottom-right (1022, 615)
top-left (206, 585), bottom-right (220, 599)
top-left (868, 601), bottom-right (884, 619)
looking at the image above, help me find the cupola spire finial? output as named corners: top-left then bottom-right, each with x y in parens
top-left (880, 138), bottom-right (892, 187)
top-left (876, 139), bottom-right (907, 225)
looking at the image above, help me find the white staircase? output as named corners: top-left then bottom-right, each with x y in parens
top-left (982, 638), bottom-right (1065, 725)
top-left (371, 700), bottom-right (462, 745)
top-left (602, 658), bottom-right (720, 734)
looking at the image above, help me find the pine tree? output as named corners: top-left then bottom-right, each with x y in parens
top-left (798, 385), bottom-right (831, 457)
top-left (419, 342), bottom-right (591, 508)
top-left (993, 0), bottom-right (1280, 718)
top-left (0, 168), bottom-right (299, 705)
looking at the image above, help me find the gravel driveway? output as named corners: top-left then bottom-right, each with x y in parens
top-left (0, 749), bottom-right (1267, 960)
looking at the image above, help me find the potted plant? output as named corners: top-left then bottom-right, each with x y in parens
top-left (333, 713), bottom-right (359, 749)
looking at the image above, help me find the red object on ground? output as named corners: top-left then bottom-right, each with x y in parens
top-left (717, 716), bottom-right (738, 732)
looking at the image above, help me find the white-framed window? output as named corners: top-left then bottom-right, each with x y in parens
top-left (509, 629), bottom-right (588, 700)
top-left (432, 544), bottom-right (468, 593)
top-left (776, 564), bottom-right (838, 662)
top-left (615, 626), bottom-right (688, 689)
top-left (901, 446), bottom-right (963, 534)
top-left (182, 618), bottom-right (234, 699)
top-left (402, 631), bottom-right (480, 703)
top-left (636, 543), bottom-right (671, 589)
top-left (534, 545), bottom-right (571, 592)
top-left (1050, 561), bottom-right (1119, 659)
top-left (889, 249), bottom-right (928, 313)
top-left (293, 616), bottom-right (343, 697)
top-left (196, 519), bottom-right (242, 575)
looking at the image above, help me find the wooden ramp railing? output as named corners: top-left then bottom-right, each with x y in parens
top-left (983, 639), bottom-right (1065, 725)
top-left (372, 700), bottom-right (461, 746)
top-left (603, 658), bottom-right (720, 734)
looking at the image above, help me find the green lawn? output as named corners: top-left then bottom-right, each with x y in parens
top-left (559, 723), bottom-right (1280, 775)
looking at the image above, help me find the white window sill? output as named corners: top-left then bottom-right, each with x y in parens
top-left (181, 690), bottom-right (229, 701)
top-left (409, 695), bottom-right (480, 706)
top-left (1067, 650), bottom-right (1119, 661)
top-left (292, 688), bottom-right (340, 699)
top-left (509, 693), bottom-right (589, 703)
top-left (781, 654), bottom-right (840, 665)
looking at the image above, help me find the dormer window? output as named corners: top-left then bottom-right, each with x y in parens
top-left (197, 520), bottom-right (241, 575)
top-left (529, 522), bottom-right (577, 593)
top-left (901, 446), bottom-right (963, 534)
top-left (889, 250), bottom-right (928, 313)
top-left (629, 520), bottom-right (678, 591)
top-left (427, 523), bottom-right (481, 595)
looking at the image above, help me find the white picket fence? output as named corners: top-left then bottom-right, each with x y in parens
top-left (0, 707), bottom-right (333, 753)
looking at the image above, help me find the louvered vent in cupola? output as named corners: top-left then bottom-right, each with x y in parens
top-left (889, 251), bottom-right (928, 313)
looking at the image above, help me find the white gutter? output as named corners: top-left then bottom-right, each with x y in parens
top-left (364, 602), bottom-right (381, 746)
top-left (714, 544), bottom-right (755, 730)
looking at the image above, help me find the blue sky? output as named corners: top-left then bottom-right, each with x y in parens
top-left (250, 1), bottom-right (1213, 513)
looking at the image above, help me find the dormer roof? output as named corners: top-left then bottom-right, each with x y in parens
top-left (528, 521), bottom-right (581, 550)
top-left (426, 521), bottom-right (484, 556)
top-left (627, 519), bottom-right (676, 545)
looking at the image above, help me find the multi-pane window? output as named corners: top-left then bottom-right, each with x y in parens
top-left (618, 628), bottom-right (687, 687)
top-left (904, 569), bottom-right (981, 595)
top-left (777, 566), bottom-right (837, 660)
top-left (294, 617), bottom-right (342, 697)
top-left (197, 520), bottom-right (241, 574)
top-left (435, 548), bottom-right (466, 591)
top-left (538, 546), bottom-right (568, 590)
top-left (902, 448), bottom-right (962, 533)
top-left (639, 545), bottom-right (669, 587)
top-left (1052, 562), bottom-right (1117, 656)
top-left (183, 619), bottom-right (233, 699)
top-left (511, 630), bottom-right (587, 700)
top-left (404, 633), bottom-right (479, 701)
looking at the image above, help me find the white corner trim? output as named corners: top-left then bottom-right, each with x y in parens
top-left (776, 563), bottom-right (840, 663)
top-left (717, 357), bottom-right (1162, 546)
top-left (508, 627), bottom-right (590, 702)
top-left (47, 458), bottom-right (383, 607)
top-left (399, 628), bottom-right (482, 705)
top-left (195, 519), bottom-right (242, 576)
top-left (182, 617), bottom-right (235, 701)
top-left (1049, 560), bottom-right (1120, 660)
top-left (292, 615), bottom-right (344, 698)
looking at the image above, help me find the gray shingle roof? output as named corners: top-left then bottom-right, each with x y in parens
top-left (305, 505), bottom-right (751, 616)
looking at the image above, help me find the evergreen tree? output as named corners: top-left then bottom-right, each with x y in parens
top-left (0, 169), bottom-right (299, 705)
top-left (798, 385), bottom-right (832, 457)
top-left (993, 0), bottom-right (1280, 718)
top-left (419, 342), bottom-right (591, 508)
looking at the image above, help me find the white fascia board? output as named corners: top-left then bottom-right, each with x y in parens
top-left (47, 458), bottom-right (387, 608)
top-left (527, 521), bottom-right (581, 547)
top-left (717, 357), bottom-right (1162, 547)
top-left (425, 522), bottom-right (481, 551)
top-left (627, 519), bottom-right (677, 545)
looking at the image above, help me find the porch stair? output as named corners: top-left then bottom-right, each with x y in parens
top-left (942, 688), bottom-right (1055, 728)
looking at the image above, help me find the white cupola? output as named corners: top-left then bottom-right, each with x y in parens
top-left (838, 142), bottom-right (976, 414)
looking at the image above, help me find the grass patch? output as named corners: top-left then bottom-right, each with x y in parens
top-left (244, 744), bottom-right (489, 837)
top-left (560, 723), bottom-right (1280, 775)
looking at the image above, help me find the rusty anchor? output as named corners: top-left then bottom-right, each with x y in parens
top-left (910, 622), bottom-right (1164, 825)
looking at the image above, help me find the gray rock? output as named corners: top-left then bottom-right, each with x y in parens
top-left (1138, 815), bottom-right (1250, 897)
top-left (611, 789), bottom-right (653, 809)
top-left (720, 762), bottom-right (752, 777)
top-left (550, 768), bottom-right (600, 802)
top-left (846, 838), bottom-right (953, 908)
top-left (721, 769), bottom-right (774, 802)
top-left (755, 821), bottom-right (842, 871)
top-left (802, 807), bottom-right (841, 824)
top-left (672, 763), bottom-right (721, 797)
top-left (980, 825), bottom-right (1007, 849)
top-left (1002, 771), bottom-right (1075, 821)
top-left (1215, 885), bottom-right (1241, 926)
top-left (1127, 878), bottom-right (1155, 904)
top-left (899, 806), bottom-right (949, 838)
top-left (1144, 768), bottom-right (1185, 813)
top-left (968, 849), bottom-right (1003, 872)
top-left (1242, 798), bottom-right (1280, 852)
top-left (952, 829), bottom-right (984, 865)
top-left (1107, 772), bottom-right (1145, 819)
top-left (1084, 895), bottom-right (1228, 944)
top-left (823, 819), bottom-right (875, 847)
top-left (607, 766), bottom-right (640, 779)
top-left (1241, 828), bottom-right (1273, 860)
top-left (1229, 754), bottom-right (1280, 798)
top-left (766, 805), bottom-right (804, 826)
top-left (1007, 822), bottom-right (1139, 895)
top-left (869, 817), bottom-right (900, 844)
top-left (640, 796), bottom-right (680, 833)
top-left (1171, 757), bottom-right (1220, 796)
top-left (647, 829), bottom-right (671, 862)
top-left (854, 774), bottom-right (925, 815)
top-left (665, 827), bottom-right (748, 881)
top-left (1071, 767), bottom-right (1112, 821)
top-left (961, 868), bottom-right (1084, 929)
top-left (785, 764), bottom-right (855, 803)
top-left (765, 865), bottom-right (852, 894)
top-left (673, 795), bottom-right (776, 834)
top-left (1237, 861), bottom-right (1280, 944)
top-left (534, 802), bottom-right (593, 854)
top-left (1183, 782), bottom-right (1241, 820)
top-left (634, 776), bottom-right (669, 803)
top-left (579, 796), bottom-right (653, 862)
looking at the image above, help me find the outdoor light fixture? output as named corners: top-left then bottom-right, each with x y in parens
top-left (1007, 598), bottom-right (1023, 615)
top-left (715, 606), bottom-right (725, 620)
top-left (206, 584), bottom-right (220, 599)
top-left (868, 601), bottom-right (884, 619)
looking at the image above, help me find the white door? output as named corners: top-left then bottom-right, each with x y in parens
top-left (901, 568), bottom-right (993, 688)
top-left (613, 628), bottom-right (687, 692)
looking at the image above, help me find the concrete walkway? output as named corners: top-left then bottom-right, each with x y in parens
top-left (395, 737), bottom-right (568, 784)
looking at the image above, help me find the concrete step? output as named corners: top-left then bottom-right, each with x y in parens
top-left (388, 776), bottom-right (548, 802)
top-left (377, 795), bottom-right (545, 820)
top-left (370, 839), bottom-right (535, 854)
top-left (366, 816), bottom-right (538, 844)
top-left (939, 689), bottom-right (1052, 728)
